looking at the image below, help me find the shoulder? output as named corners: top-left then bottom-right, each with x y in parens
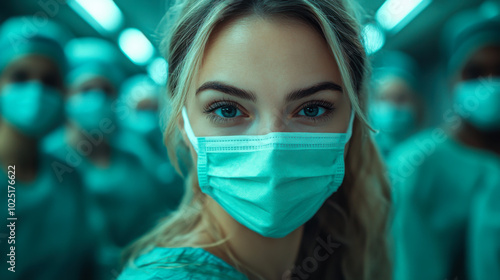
top-left (389, 128), bottom-right (500, 165)
top-left (386, 129), bottom-right (452, 194)
top-left (388, 128), bottom-right (499, 180)
top-left (387, 129), bottom-right (451, 167)
top-left (118, 247), bottom-right (248, 280)
top-left (388, 128), bottom-right (500, 206)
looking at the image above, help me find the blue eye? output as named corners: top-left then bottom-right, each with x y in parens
top-left (298, 105), bottom-right (327, 117)
top-left (214, 105), bottom-right (242, 118)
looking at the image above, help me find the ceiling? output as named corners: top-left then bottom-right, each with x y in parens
top-left (0, 0), bottom-right (488, 76)
top-left (0, 0), bottom-right (174, 74)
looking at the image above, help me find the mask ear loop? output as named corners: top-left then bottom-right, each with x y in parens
top-left (181, 106), bottom-right (199, 152)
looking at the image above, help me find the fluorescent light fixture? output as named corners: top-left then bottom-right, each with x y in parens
top-left (69, 0), bottom-right (124, 35)
top-left (148, 57), bottom-right (168, 85)
top-left (362, 24), bottom-right (385, 55)
top-left (119, 28), bottom-right (155, 66)
top-left (479, 1), bottom-right (500, 18)
top-left (375, 0), bottom-right (432, 33)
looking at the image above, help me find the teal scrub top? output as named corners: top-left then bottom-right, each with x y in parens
top-left (0, 152), bottom-right (94, 280)
top-left (388, 129), bottom-right (500, 280)
top-left (119, 247), bottom-right (249, 280)
top-left (43, 127), bottom-right (178, 247)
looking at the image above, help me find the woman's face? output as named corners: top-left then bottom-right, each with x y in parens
top-left (181, 16), bottom-right (351, 141)
top-left (179, 16), bottom-right (352, 239)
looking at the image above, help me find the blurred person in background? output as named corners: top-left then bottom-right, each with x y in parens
top-left (43, 37), bottom-right (175, 279)
top-left (0, 17), bottom-right (94, 280)
top-left (460, 5), bottom-right (500, 280)
top-left (117, 74), bottom-right (184, 210)
top-left (369, 51), bottom-right (423, 159)
top-left (389, 8), bottom-right (500, 280)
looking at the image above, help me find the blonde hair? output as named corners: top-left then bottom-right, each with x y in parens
top-left (124, 0), bottom-right (392, 279)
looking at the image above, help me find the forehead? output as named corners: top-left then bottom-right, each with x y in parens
top-left (196, 16), bottom-right (342, 92)
top-left (74, 77), bottom-right (113, 89)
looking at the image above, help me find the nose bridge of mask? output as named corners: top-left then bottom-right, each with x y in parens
top-left (27, 80), bottom-right (44, 95)
top-left (371, 101), bottom-right (416, 133)
top-left (76, 90), bottom-right (107, 108)
top-left (454, 78), bottom-right (500, 129)
top-left (1, 81), bottom-right (63, 137)
top-left (3, 83), bottom-right (30, 122)
top-left (4, 81), bottom-right (51, 106)
top-left (181, 106), bottom-right (356, 150)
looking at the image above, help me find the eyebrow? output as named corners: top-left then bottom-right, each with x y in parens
top-left (196, 81), bottom-right (257, 101)
top-left (195, 81), bottom-right (343, 102)
top-left (285, 82), bottom-right (343, 102)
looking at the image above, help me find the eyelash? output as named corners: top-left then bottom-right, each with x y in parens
top-left (203, 98), bottom-right (244, 124)
top-left (296, 100), bottom-right (336, 123)
top-left (202, 98), bottom-right (336, 124)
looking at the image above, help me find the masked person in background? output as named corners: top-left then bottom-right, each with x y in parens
top-left (119, 0), bottom-right (393, 279)
top-left (117, 74), bottom-right (184, 211)
top-left (458, 4), bottom-right (500, 280)
top-left (0, 17), bottom-right (94, 280)
top-left (389, 8), bottom-right (500, 280)
top-left (369, 51), bottom-right (423, 159)
top-left (43, 38), bottom-right (167, 280)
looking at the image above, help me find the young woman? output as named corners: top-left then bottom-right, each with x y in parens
top-left (120, 0), bottom-right (392, 279)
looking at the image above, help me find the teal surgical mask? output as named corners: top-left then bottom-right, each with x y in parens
top-left (370, 101), bottom-right (416, 136)
top-left (66, 90), bottom-right (115, 131)
top-left (454, 78), bottom-right (500, 131)
top-left (182, 107), bottom-right (354, 238)
top-left (0, 81), bottom-right (63, 137)
top-left (370, 101), bottom-right (417, 156)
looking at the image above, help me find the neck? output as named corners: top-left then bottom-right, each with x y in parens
top-left (452, 122), bottom-right (500, 156)
top-left (0, 122), bottom-right (39, 182)
top-left (203, 197), bottom-right (303, 280)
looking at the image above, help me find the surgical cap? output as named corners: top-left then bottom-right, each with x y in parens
top-left (0, 17), bottom-right (71, 74)
top-left (371, 50), bottom-right (420, 91)
top-left (443, 9), bottom-right (500, 75)
top-left (67, 61), bottom-right (125, 90)
top-left (65, 37), bottom-right (125, 89)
